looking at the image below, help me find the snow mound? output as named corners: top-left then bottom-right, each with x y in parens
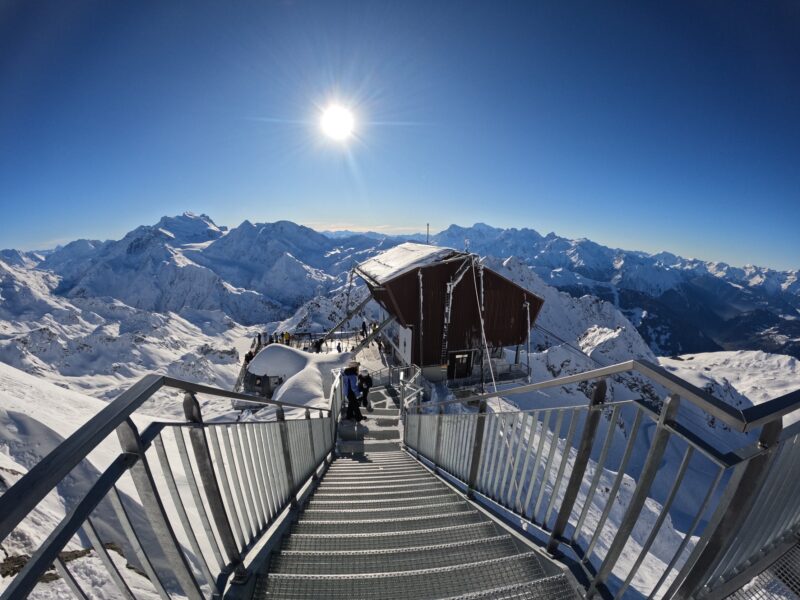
top-left (247, 345), bottom-right (350, 412)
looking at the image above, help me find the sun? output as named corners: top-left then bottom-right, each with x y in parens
top-left (320, 104), bottom-right (355, 141)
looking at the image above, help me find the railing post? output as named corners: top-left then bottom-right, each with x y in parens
top-left (182, 392), bottom-right (244, 578)
top-left (276, 407), bottom-right (297, 505)
top-left (666, 419), bottom-right (784, 600)
top-left (305, 408), bottom-right (317, 479)
top-left (115, 418), bottom-right (204, 599)
top-left (415, 405), bottom-right (423, 454)
top-left (547, 379), bottom-right (607, 554)
top-left (434, 405), bottom-right (445, 470)
top-left (466, 400), bottom-right (488, 498)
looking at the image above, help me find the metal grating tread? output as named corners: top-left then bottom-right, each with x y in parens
top-left (443, 575), bottom-right (578, 600)
top-left (280, 522), bottom-right (502, 552)
top-left (311, 484), bottom-right (447, 499)
top-left (268, 536), bottom-right (524, 575)
top-left (314, 480), bottom-right (446, 492)
top-left (319, 474), bottom-right (434, 485)
top-left (292, 511), bottom-right (485, 535)
top-left (338, 429), bottom-right (402, 441)
top-left (307, 493), bottom-right (461, 509)
top-left (300, 500), bottom-right (471, 520)
top-left (727, 543), bottom-right (800, 600)
top-left (257, 553), bottom-right (547, 599)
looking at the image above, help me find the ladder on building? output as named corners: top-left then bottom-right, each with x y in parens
top-left (439, 256), bottom-right (475, 366)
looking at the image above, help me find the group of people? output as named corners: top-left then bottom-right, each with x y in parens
top-left (342, 360), bottom-right (373, 422)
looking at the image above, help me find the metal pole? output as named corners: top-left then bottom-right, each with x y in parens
top-left (418, 269), bottom-right (424, 367)
top-left (434, 405), bottom-right (444, 469)
top-left (466, 400), bottom-right (488, 498)
top-left (305, 409), bottom-right (317, 479)
top-left (547, 379), bottom-right (607, 554)
top-left (276, 407), bottom-right (297, 505)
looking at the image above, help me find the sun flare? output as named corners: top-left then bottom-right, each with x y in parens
top-left (320, 105), bottom-right (355, 141)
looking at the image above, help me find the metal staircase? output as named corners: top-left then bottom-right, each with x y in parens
top-left (255, 387), bottom-right (579, 600)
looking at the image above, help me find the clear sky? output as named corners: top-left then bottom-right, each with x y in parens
top-left (1, 1), bottom-right (799, 269)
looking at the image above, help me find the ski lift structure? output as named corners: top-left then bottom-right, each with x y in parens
top-left (352, 242), bottom-right (545, 385)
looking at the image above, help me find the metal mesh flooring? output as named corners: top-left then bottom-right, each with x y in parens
top-left (255, 387), bottom-right (578, 599)
top-left (269, 536), bottom-right (522, 575)
top-left (727, 543), bottom-right (800, 600)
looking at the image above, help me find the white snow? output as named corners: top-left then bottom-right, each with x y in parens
top-left (355, 242), bottom-right (459, 284)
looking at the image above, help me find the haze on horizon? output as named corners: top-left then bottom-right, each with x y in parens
top-left (1, 1), bottom-right (799, 270)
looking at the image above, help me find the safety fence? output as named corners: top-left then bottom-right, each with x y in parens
top-left (0, 376), bottom-right (337, 600)
top-left (404, 359), bottom-right (800, 600)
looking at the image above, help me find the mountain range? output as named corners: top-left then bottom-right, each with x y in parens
top-left (4, 212), bottom-right (797, 360)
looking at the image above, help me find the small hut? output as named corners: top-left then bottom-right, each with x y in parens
top-left (355, 243), bottom-right (544, 383)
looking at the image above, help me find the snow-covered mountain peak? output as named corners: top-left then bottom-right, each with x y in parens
top-left (153, 212), bottom-right (224, 244)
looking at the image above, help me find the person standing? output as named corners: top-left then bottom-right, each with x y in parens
top-left (344, 361), bottom-right (365, 421)
top-left (358, 369), bottom-right (373, 410)
top-left (361, 320), bottom-right (368, 339)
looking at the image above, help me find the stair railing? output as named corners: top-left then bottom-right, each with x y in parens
top-left (403, 359), bottom-right (800, 600)
top-left (0, 376), bottom-right (337, 600)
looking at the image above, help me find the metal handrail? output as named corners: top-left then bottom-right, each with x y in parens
top-left (403, 361), bottom-right (800, 600)
top-left (407, 359), bottom-right (800, 432)
top-left (0, 374), bottom-right (329, 549)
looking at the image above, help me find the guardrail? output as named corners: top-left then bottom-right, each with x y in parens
top-left (0, 375), bottom-right (337, 599)
top-left (403, 359), bottom-right (800, 600)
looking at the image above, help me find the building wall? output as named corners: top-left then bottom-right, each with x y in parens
top-left (369, 259), bottom-right (543, 367)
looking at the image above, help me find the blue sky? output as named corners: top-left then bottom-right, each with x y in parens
top-left (1, 1), bottom-right (799, 269)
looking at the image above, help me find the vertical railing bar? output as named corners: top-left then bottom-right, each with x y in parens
top-left (524, 409), bottom-right (552, 516)
top-left (489, 412), bottom-right (511, 498)
top-left (276, 408), bottom-right (297, 504)
top-left (588, 395), bottom-right (681, 597)
top-left (207, 425), bottom-right (246, 550)
top-left (466, 400), bottom-right (488, 497)
top-left (82, 518), bottom-right (136, 600)
top-left (54, 556), bottom-right (89, 600)
top-left (514, 411), bottom-right (539, 513)
top-left (247, 424), bottom-right (272, 523)
top-left (242, 424), bottom-right (269, 529)
top-left (220, 425), bottom-right (255, 542)
top-left (584, 407), bottom-right (644, 559)
top-left (259, 425), bottom-right (281, 513)
top-left (459, 413), bottom-right (472, 478)
top-left (492, 413), bottom-right (515, 499)
top-left (479, 413), bottom-right (501, 492)
top-left (572, 404), bottom-right (621, 544)
top-left (496, 412), bottom-right (519, 501)
top-left (115, 421), bottom-right (204, 600)
top-left (485, 413), bottom-right (505, 497)
top-left (474, 411), bottom-right (493, 488)
top-left (647, 466), bottom-right (725, 600)
top-left (533, 409), bottom-right (565, 523)
top-left (545, 407), bottom-right (581, 528)
top-left (153, 433), bottom-right (218, 589)
top-left (172, 427), bottom-right (228, 568)
top-left (503, 413), bottom-right (528, 506)
top-left (108, 486), bottom-right (171, 600)
top-left (233, 424), bottom-right (261, 536)
top-left (614, 445), bottom-right (695, 600)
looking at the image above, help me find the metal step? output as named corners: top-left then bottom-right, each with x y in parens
top-left (325, 466), bottom-right (424, 476)
top-left (257, 553), bottom-right (548, 599)
top-left (443, 575), bottom-right (578, 600)
top-left (311, 484), bottom-right (446, 499)
top-left (319, 474), bottom-right (434, 485)
top-left (269, 535), bottom-right (522, 575)
top-left (281, 522), bottom-right (502, 552)
top-left (301, 500), bottom-right (472, 520)
top-left (337, 440), bottom-right (402, 452)
top-left (315, 479), bottom-right (444, 491)
top-left (366, 408), bottom-right (400, 416)
top-left (292, 511), bottom-right (485, 535)
top-left (307, 493), bottom-right (460, 510)
top-left (338, 429), bottom-right (401, 441)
